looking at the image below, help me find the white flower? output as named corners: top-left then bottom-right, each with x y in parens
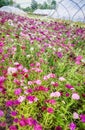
top-left (81, 59), bottom-right (85, 63)
top-left (30, 47), bottom-right (34, 51)
top-left (7, 67), bottom-right (17, 75)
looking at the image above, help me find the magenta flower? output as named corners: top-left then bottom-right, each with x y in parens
top-left (34, 124), bottom-right (43, 130)
top-left (51, 81), bottom-right (59, 87)
top-left (6, 100), bottom-right (14, 107)
top-left (26, 95), bottom-right (38, 103)
top-left (26, 117), bottom-right (37, 126)
top-left (11, 111), bottom-right (17, 116)
top-left (65, 84), bottom-right (74, 90)
top-left (55, 126), bottom-right (62, 130)
top-left (80, 114), bottom-right (85, 123)
top-left (66, 93), bottom-right (70, 97)
top-left (0, 76), bottom-right (5, 84)
top-left (14, 88), bottom-right (22, 95)
top-left (9, 125), bottom-right (17, 130)
top-left (57, 52), bottom-right (63, 58)
top-left (47, 107), bottom-right (54, 113)
top-left (69, 122), bottom-right (76, 130)
top-left (19, 118), bottom-right (26, 127)
top-left (13, 118), bottom-right (19, 123)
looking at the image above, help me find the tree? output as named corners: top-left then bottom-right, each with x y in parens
top-left (31, 0), bottom-right (38, 11)
top-left (51, 0), bottom-right (57, 9)
top-left (0, 0), bottom-right (13, 7)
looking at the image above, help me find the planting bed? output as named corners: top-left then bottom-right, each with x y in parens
top-left (0, 12), bottom-right (85, 130)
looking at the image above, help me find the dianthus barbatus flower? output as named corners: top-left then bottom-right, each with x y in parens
top-left (7, 67), bottom-right (17, 75)
top-left (80, 114), bottom-right (85, 123)
top-left (0, 110), bottom-right (4, 117)
top-left (72, 93), bottom-right (80, 100)
top-left (69, 122), bottom-right (76, 130)
top-left (0, 76), bottom-right (5, 84)
top-left (9, 125), bottom-right (17, 130)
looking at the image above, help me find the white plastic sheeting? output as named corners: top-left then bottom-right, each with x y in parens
top-left (50, 0), bottom-right (85, 22)
top-left (33, 9), bottom-right (55, 16)
top-left (34, 0), bottom-right (85, 22)
top-left (0, 6), bottom-right (27, 16)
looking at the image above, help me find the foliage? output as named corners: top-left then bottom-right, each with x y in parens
top-left (51, 0), bottom-right (57, 9)
top-left (0, 0), bottom-right (13, 7)
top-left (31, 0), bottom-right (38, 11)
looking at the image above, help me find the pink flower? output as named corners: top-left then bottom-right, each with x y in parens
top-left (43, 76), bottom-right (48, 80)
top-left (28, 81), bottom-right (33, 85)
top-left (14, 88), bottom-right (22, 95)
top-left (34, 80), bottom-right (42, 85)
top-left (72, 93), bottom-right (80, 100)
top-left (48, 73), bottom-right (56, 78)
top-left (22, 68), bottom-right (28, 73)
top-left (0, 110), bottom-right (4, 117)
top-left (7, 67), bottom-right (17, 75)
top-left (47, 107), bottom-right (54, 113)
top-left (75, 55), bottom-right (82, 65)
top-left (50, 91), bottom-right (61, 97)
top-left (76, 55), bottom-right (82, 61)
top-left (0, 122), bottom-right (6, 127)
top-left (36, 62), bottom-right (40, 67)
top-left (0, 42), bottom-right (4, 47)
top-left (69, 122), bottom-right (76, 130)
top-left (73, 112), bottom-right (79, 119)
top-left (18, 96), bottom-right (25, 103)
top-left (59, 77), bottom-right (66, 81)
top-left (46, 99), bottom-right (56, 105)
top-left (51, 81), bottom-right (59, 87)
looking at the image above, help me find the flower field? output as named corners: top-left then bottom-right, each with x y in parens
top-left (0, 11), bottom-right (85, 130)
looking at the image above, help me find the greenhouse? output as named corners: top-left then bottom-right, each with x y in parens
top-left (49, 0), bottom-right (85, 22)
